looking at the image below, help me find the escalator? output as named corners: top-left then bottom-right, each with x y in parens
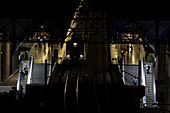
top-left (47, 59), bottom-right (67, 113)
top-left (31, 63), bottom-right (50, 84)
top-left (17, 56), bottom-right (51, 92)
top-left (112, 56), bottom-right (146, 112)
top-left (18, 55), bottom-right (55, 112)
top-left (109, 63), bottom-right (140, 113)
top-left (17, 57), bottom-right (33, 93)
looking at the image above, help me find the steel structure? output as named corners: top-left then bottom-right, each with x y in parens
top-left (70, 1), bottom-right (170, 112)
top-left (0, 0), bottom-right (170, 112)
top-left (0, 0), bottom-right (81, 54)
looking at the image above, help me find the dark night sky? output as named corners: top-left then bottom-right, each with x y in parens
top-left (0, 0), bottom-right (169, 19)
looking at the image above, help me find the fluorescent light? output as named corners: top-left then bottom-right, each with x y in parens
top-left (67, 54), bottom-right (70, 58)
top-left (73, 43), bottom-right (77, 47)
top-left (80, 54), bottom-right (83, 58)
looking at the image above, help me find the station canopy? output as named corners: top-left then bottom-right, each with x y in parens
top-left (0, 0), bottom-right (170, 44)
top-left (89, 0), bottom-right (170, 20)
top-left (0, 0), bottom-right (81, 42)
top-left (1, 0), bottom-right (169, 19)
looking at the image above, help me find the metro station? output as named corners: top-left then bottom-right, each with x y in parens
top-left (0, 0), bottom-right (170, 113)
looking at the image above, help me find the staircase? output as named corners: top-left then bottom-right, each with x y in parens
top-left (145, 63), bottom-right (154, 107)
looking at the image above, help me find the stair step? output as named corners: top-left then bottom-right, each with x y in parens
top-left (146, 77), bottom-right (152, 79)
top-left (146, 92), bottom-right (153, 94)
top-left (146, 78), bottom-right (152, 80)
top-left (146, 93), bottom-right (153, 94)
top-left (146, 84), bottom-right (153, 86)
top-left (146, 88), bottom-right (153, 91)
top-left (146, 79), bottom-right (153, 81)
top-left (145, 66), bottom-right (155, 108)
top-left (146, 82), bottom-right (153, 84)
top-left (146, 85), bottom-right (153, 87)
top-left (146, 81), bottom-right (153, 84)
top-left (147, 103), bottom-right (154, 106)
top-left (146, 99), bottom-right (154, 102)
top-left (146, 75), bottom-right (152, 77)
top-left (146, 94), bottom-right (154, 96)
top-left (146, 81), bottom-right (153, 83)
top-left (146, 95), bottom-right (153, 97)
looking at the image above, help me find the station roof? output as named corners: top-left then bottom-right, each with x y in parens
top-left (0, 0), bottom-right (170, 43)
top-left (0, 0), bottom-right (81, 42)
top-left (89, 0), bottom-right (170, 20)
top-left (1, 1), bottom-right (169, 19)
top-left (0, 1), bottom-right (80, 19)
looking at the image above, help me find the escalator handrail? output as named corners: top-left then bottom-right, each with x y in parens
top-left (17, 60), bottom-right (22, 91)
top-left (47, 56), bottom-right (53, 85)
top-left (27, 56), bottom-right (34, 84)
top-left (141, 57), bottom-right (146, 86)
top-left (152, 59), bottom-right (157, 104)
top-left (141, 57), bottom-right (147, 107)
top-left (117, 56), bottom-right (125, 84)
top-left (118, 56), bottom-right (147, 87)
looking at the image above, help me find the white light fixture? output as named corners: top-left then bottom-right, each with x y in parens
top-left (73, 43), bottom-right (77, 47)
top-left (67, 54), bottom-right (70, 58)
top-left (80, 54), bottom-right (83, 58)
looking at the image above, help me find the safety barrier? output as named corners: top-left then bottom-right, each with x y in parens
top-left (118, 56), bottom-right (147, 108)
top-left (17, 60), bottom-right (22, 91)
top-left (27, 56), bottom-right (34, 84)
top-left (152, 60), bottom-right (157, 104)
top-left (47, 56), bottom-right (53, 85)
top-left (117, 56), bottom-right (125, 84)
top-left (141, 58), bottom-right (146, 107)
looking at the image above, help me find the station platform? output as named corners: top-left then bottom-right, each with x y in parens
top-left (1, 43), bottom-right (147, 87)
top-left (110, 44), bottom-right (145, 65)
top-left (0, 42), bottom-right (60, 87)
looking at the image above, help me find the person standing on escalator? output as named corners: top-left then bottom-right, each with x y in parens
top-left (24, 65), bottom-right (29, 75)
top-left (132, 77), bottom-right (138, 86)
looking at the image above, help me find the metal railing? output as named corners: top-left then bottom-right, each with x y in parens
top-left (16, 60), bottom-right (22, 91)
top-left (117, 56), bottom-right (125, 84)
top-left (141, 58), bottom-right (146, 86)
top-left (152, 59), bottom-right (157, 105)
top-left (118, 56), bottom-right (146, 86)
top-left (141, 57), bottom-right (146, 107)
top-left (47, 56), bottom-right (53, 85)
top-left (27, 56), bottom-right (34, 84)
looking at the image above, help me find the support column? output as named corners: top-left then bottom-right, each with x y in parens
top-left (166, 35), bottom-right (170, 112)
top-left (167, 54), bottom-right (170, 112)
top-left (168, 33), bottom-right (170, 113)
top-left (155, 21), bottom-right (159, 80)
top-left (3, 43), bottom-right (10, 80)
top-left (0, 43), bottom-right (2, 81)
